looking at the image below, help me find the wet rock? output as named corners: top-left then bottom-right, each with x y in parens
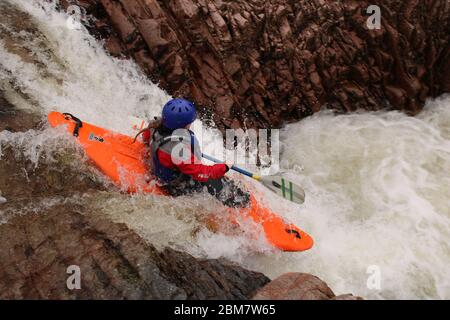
top-left (252, 272), bottom-right (363, 300)
top-left (0, 205), bottom-right (269, 299)
top-left (0, 102), bottom-right (107, 221)
top-left (252, 273), bottom-right (335, 300)
top-left (63, 0), bottom-right (449, 129)
top-left (0, 93), bottom-right (41, 132)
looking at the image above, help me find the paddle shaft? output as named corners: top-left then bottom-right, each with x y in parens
top-left (201, 153), bottom-right (261, 180)
top-left (202, 153), bottom-right (305, 204)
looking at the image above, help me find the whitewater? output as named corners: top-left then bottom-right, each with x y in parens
top-left (0, 0), bottom-right (449, 299)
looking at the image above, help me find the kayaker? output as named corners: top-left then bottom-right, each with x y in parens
top-left (138, 98), bottom-right (250, 208)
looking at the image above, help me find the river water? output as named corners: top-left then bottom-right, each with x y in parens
top-left (1, 0), bottom-right (449, 299)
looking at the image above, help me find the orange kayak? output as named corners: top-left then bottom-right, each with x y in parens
top-left (48, 111), bottom-right (314, 252)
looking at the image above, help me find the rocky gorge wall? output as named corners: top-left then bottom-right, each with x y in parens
top-left (62, 0), bottom-right (450, 130)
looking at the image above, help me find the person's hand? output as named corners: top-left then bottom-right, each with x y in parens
top-left (224, 162), bottom-right (234, 172)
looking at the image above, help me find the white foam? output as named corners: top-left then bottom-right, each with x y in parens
top-left (1, 0), bottom-right (170, 134)
top-left (264, 96), bottom-right (450, 299)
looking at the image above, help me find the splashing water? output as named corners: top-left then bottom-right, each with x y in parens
top-left (1, 0), bottom-right (449, 299)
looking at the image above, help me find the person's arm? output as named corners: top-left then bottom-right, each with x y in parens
top-left (158, 150), bottom-right (229, 182)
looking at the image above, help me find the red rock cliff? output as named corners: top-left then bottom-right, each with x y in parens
top-left (64, 0), bottom-right (450, 129)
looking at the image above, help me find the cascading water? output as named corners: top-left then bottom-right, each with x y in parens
top-left (1, 0), bottom-right (449, 299)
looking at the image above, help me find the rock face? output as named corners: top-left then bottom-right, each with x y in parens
top-left (0, 94), bottom-right (41, 133)
top-left (0, 205), bottom-right (269, 299)
top-left (63, 0), bottom-right (450, 129)
top-left (0, 92), bottom-right (103, 203)
top-left (252, 273), bottom-right (363, 300)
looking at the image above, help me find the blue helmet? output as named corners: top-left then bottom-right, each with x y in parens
top-left (162, 98), bottom-right (197, 130)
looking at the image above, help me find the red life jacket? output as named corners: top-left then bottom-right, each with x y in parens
top-left (143, 128), bottom-right (228, 184)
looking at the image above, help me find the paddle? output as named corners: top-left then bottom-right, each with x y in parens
top-left (202, 153), bottom-right (305, 205)
top-left (128, 116), bottom-right (305, 204)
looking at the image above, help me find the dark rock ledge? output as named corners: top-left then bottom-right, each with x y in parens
top-left (0, 204), bottom-right (269, 299)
